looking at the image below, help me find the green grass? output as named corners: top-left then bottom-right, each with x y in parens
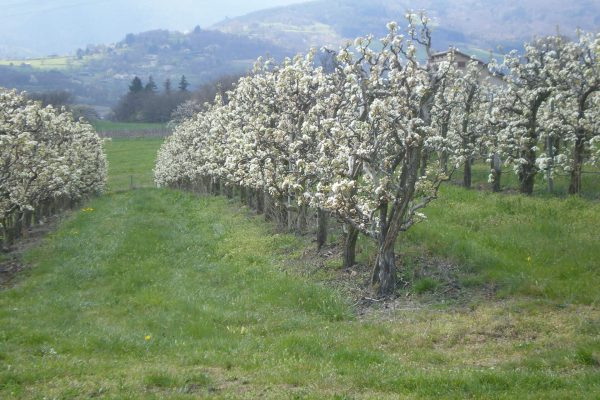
top-left (0, 138), bottom-right (598, 398)
top-left (400, 185), bottom-right (600, 305)
top-left (104, 137), bottom-right (164, 191)
top-left (0, 56), bottom-right (86, 70)
top-left (456, 161), bottom-right (600, 198)
top-left (93, 121), bottom-right (169, 133)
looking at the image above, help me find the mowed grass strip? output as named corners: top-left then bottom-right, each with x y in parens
top-left (103, 137), bottom-right (164, 191)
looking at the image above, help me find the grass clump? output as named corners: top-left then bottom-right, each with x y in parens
top-left (413, 277), bottom-right (439, 294)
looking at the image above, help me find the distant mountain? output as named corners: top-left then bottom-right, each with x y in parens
top-left (0, 0), bottom-right (307, 58)
top-left (212, 0), bottom-right (600, 57)
top-left (0, 27), bottom-right (290, 107)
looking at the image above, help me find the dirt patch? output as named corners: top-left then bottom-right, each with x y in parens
top-left (287, 242), bottom-right (493, 320)
top-left (0, 258), bottom-right (29, 287)
top-left (0, 213), bottom-right (64, 289)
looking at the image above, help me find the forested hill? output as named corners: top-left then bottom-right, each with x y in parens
top-left (212, 0), bottom-right (600, 57)
top-left (0, 27), bottom-right (289, 107)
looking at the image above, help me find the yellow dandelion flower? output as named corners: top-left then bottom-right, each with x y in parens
top-left (145, 335), bottom-right (152, 342)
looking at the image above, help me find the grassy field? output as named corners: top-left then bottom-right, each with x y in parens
top-left (103, 138), bottom-right (164, 192)
top-left (397, 185), bottom-right (600, 304)
top-left (93, 121), bottom-right (170, 139)
top-left (459, 162), bottom-right (600, 199)
top-left (0, 56), bottom-right (86, 70)
top-left (93, 121), bottom-right (169, 132)
top-left (0, 138), bottom-right (598, 399)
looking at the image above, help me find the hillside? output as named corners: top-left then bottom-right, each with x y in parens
top-left (213, 0), bottom-right (600, 56)
top-left (0, 27), bottom-right (289, 107)
top-left (0, 0), bottom-right (306, 59)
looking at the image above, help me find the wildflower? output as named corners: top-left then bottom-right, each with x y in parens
top-left (145, 335), bottom-right (152, 342)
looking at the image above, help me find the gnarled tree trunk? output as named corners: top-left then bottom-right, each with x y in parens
top-left (316, 208), bottom-right (328, 250)
top-left (519, 145), bottom-right (537, 195)
top-left (372, 239), bottom-right (397, 297)
top-left (490, 153), bottom-right (502, 192)
top-left (256, 190), bottom-right (264, 214)
top-left (463, 157), bottom-right (472, 188)
top-left (343, 225), bottom-right (359, 269)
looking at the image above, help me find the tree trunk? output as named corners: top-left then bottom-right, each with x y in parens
top-left (296, 204), bottom-right (307, 235)
top-left (543, 135), bottom-right (554, 193)
top-left (569, 135), bottom-right (585, 195)
top-left (264, 192), bottom-right (273, 221)
top-left (420, 150), bottom-right (429, 177)
top-left (14, 212), bottom-right (23, 240)
top-left (316, 208), bottom-right (328, 250)
top-left (491, 154), bottom-right (502, 192)
top-left (1, 218), bottom-right (11, 252)
top-left (280, 203), bottom-right (290, 230)
top-left (22, 210), bottom-right (32, 238)
top-left (256, 190), bottom-right (264, 214)
top-left (463, 157), bottom-right (472, 188)
top-left (440, 120), bottom-right (449, 173)
top-left (519, 141), bottom-right (537, 195)
top-left (518, 94), bottom-right (549, 195)
top-left (286, 196), bottom-right (293, 231)
top-left (519, 160), bottom-right (536, 195)
top-left (33, 207), bottom-right (41, 225)
top-left (213, 179), bottom-right (221, 196)
top-left (240, 186), bottom-right (247, 205)
top-left (343, 225), bottom-right (359, 269)
top-left (371, 241), bottom-right (396, 297)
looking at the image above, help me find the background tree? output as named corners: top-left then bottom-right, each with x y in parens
top-left (551, 32), bottom-right (600, 194)
top-left (145, 76), bottom-right (158, 93)
top-left (178, 75), bottom-right (189, 92)
top-left (129, 76), bottom-right (143, 93)
top-left (492, 37), bottom-right (561, 194)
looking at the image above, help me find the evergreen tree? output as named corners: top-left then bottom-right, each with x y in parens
top-left (164, 78), bottom-right (172, 94)
top-left (129, 76), bottom-right (143, 93)
top-left (145, 76), bottom-right (158, 93)
top-left (178, 75), bottom-right (189, 92)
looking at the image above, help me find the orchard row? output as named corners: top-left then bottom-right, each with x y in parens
top-left (1, 89), bottom-right (107, 250)
top-left (155, 14), bottom-right (599, 295)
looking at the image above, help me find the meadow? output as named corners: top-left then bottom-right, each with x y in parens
top-left (0, 56), bottom-right (89, 70)
top-left (92, 122), bottom-right (170, 140)
top-left (0, 137), bottom-right (598, 399)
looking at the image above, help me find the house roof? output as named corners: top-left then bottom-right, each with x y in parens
top-left (429, 48), bottom-right (505, 79)
top-left (429, 49), bottom-right (487, 66)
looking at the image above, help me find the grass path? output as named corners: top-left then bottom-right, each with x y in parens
top-left (0, 139), bottom-right (598, 399)
top-left (104, 137), bottom-right (164, 191)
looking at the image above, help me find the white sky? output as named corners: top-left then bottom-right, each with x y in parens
top-left (0, 0), bottom-right (308, 26)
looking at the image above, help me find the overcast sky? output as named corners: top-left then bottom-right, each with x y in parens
top-left (1, 0), bottom-right (308, 27)
top-left (0, 0), bottom-right (309, 57)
